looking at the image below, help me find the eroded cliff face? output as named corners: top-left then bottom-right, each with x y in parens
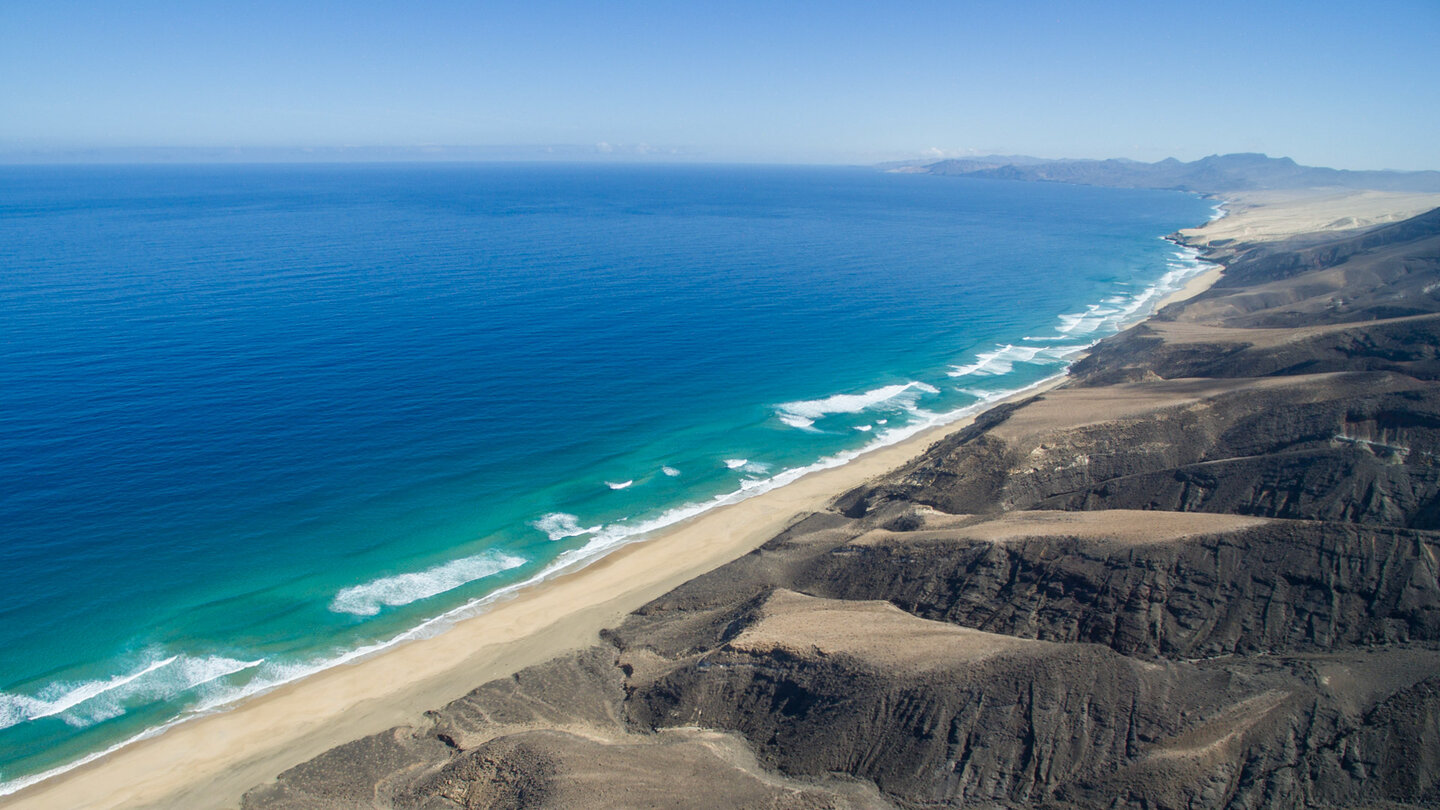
top-left (844, 374), bottom-right (1440, 527)
top-left (243, 207), bottom-right (1440, 810)
top-left (799, 516), bottom-right (1440, 658)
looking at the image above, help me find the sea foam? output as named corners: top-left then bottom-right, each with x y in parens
top-left (949, 343), bottom-right (1089, 379)
top-left (724, 459), bottom-right (770, 474)
top-left (329, 551), bottom-right (527, 616)
top-left (1029, 244), bottom-right (1218, 344)
top-left (776, 381), bottom-right (939, 427)
top-left (0, 654), bottom-right (262, 731)
top-left (531, 512), bottom-right (600, 541)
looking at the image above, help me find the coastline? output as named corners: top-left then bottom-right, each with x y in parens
top-left (14, 185), bottom-right (1434, 809)
top-left (1155, 263), bottom-right (1222, 311)
top-left (1, 373), bottom-right (1073, 810)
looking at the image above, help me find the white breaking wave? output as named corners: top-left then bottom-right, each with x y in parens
top-left (531, 512), bottom-right (601, 541)
top-left (1054, 303), bottom-right (1118, 336)
top-left (605, 480), bottom-right (633, 490)
top-left (776, 381), bottom-right (940, 426)
top-left (948, 344), bottom-right (1041, 377)
top-left (0, 693), bottom-right (44, 732)
top-left (191, 659), bottom-right (316, 715)
top-left (60, 655), bottom-right (264, 728)
top-left (1033, 244), bottom-right (1219, 343)
top-left (170, 655), bottom-right (264, 692)
top-left (0, 654), bottom-right (263, 732)
top-left (949, 343), bottom-right (1089, 379)
top-left (724, 459), bottom-right (770, 474)
top-left (329, 551), bottom-right (527, 616)
top-left (662, 466), bottom-right (681, 477)
top-left (854, 424), bottom-right (872, 432)
top-left (26, 656), bottom-right (177, 724)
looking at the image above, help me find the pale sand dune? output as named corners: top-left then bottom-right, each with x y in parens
top-left (984, 373), bottom-right (1355, 441)
top-left (730, 589), bottom-right (1039, 671)
top-left (852, 509), bottom-right (1274, 548)
top-left (1179, 188), bottom-right (1440, 247)
top-left (4, 186), bottom-right (1431, 810)
top-left (1145, 312), bottom-right (1440, 349)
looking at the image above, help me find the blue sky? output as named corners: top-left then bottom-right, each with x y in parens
top-left (2, 0), bottom-right (1437, 169)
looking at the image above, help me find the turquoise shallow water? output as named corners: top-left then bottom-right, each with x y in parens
top-left (0, 163), bottom-right (1215, 790)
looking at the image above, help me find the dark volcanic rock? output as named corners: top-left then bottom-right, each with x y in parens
top-left (847, 375), bottom-right (1440, 530)
top-left (1071, 315), bottom-right (1440, 384)
top-left (796, 517), bottom-right (1440, 659)
top-left (626, 591), bottom-right (1440, 809)
top-left (628, 592), bottom-right (1236, 808)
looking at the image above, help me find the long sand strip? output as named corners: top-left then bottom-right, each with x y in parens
top-left (7, 187), bottom-right (1430, 810)
top-left (0, 377), bottom-right (1073, 810)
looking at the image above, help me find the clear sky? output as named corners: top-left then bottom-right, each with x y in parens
top-left (3, 0), bottom-right (1437, 169)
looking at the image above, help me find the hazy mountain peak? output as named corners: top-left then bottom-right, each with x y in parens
top-left (915, 152), bottom-right (1440, 193)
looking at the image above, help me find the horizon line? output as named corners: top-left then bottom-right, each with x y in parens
top-left (1, 146), bottom-right (1436, 174)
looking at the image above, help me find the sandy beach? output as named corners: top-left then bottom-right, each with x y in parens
top-left (1, 382), bottom-right (1066, 810)
top-left (7, 186), bottom-right (1437, 810)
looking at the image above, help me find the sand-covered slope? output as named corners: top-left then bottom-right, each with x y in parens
top-left (241, 197), bottom-right (1440, 809)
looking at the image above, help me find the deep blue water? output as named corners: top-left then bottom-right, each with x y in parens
top-left (0, 163), bottom-right (1215, 790)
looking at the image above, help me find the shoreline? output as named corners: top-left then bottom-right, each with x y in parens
top-left (1, 371), bottom-right (1077, 810)
top-left (1156, 263), bottom-right (1223, 311)
top-left (9, 187), bottom-right (1376, 810)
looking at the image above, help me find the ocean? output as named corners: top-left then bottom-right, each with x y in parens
top-left (0, 163), bottom-right (1216, 792)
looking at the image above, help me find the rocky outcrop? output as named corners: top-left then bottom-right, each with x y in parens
top-left (1069, 315), bottom-right (1440, 384)
top-left (845, 374), bottom-right (1440, 528)
top-left (799, 514), bottom-right (1440, 659)
top-left (629, 590), bottom-right (1237, 808)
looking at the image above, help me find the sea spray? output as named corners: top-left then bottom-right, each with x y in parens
top-left (532, 512), bottom-right (601, 541)
top-left (330, 551), bottom-right (528, 616)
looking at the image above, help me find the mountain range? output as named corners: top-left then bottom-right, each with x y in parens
top-left (908, 152), bottom-right (1440, 193)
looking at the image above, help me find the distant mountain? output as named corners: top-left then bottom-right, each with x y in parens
top-left (880, 154), bottom-right (1055, 173)
top-left (916, 152), bottom-right (1440, 193)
